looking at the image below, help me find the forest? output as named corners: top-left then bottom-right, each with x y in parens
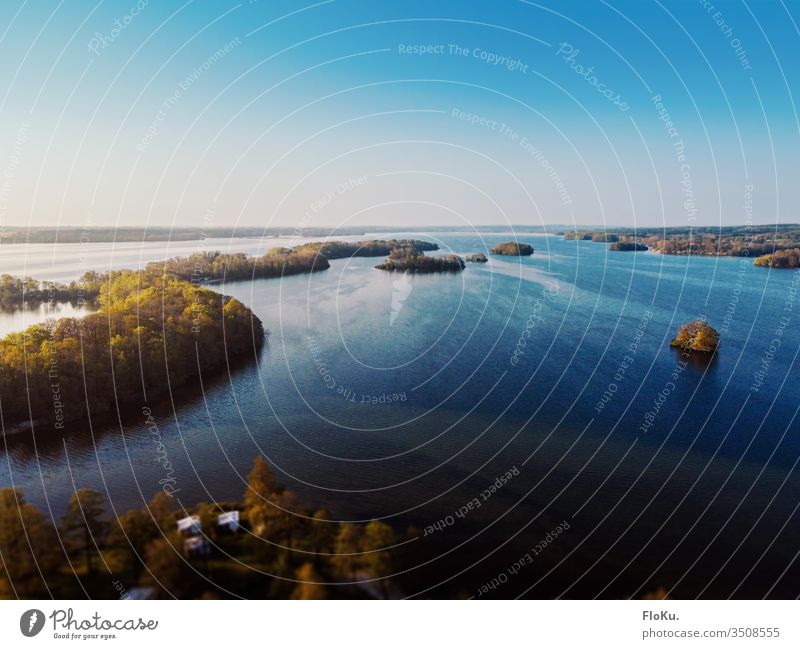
top-left (0, 269), bottom-right (264, 431)
top-left (0, 457), bottom-right (405, 599)
top-left (146, 247), bottom-right (330, 282)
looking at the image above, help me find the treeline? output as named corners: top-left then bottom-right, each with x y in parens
top-left (145, 248), bottom-right (330, 282)
top-left (0, 272), bottom-right (103, 308)
top-left (0, 457), bottom-right (405, 599)
top-left (609, 242), bottom-right (648, 251)
top-left (375, 248), bottom-right (465, 273)
top-left (753, 248), bottom-right (800, 268)
top-left (646, 236), bottom-right (795, 257)
top-left (0, 270), bottom-right (264, 430)
top-left (293, 239), bottom-right (438, 260)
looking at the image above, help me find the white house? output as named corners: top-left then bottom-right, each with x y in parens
top-left (217, 510), bottom-right (240, 532)
top-left (176, 515), bottom-right (201, 535)
top-left (183, 535), bottom-right (210, 557)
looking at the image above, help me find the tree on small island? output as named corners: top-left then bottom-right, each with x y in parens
top-left (465, 253), bottom-right (488, 263)
top-left (670, 320), bottom-right (719, 353)
top-left (490, 242), bottom-right (534, 256)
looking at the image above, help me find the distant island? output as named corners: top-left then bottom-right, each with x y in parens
top-left (0, 270), bottom-right (264, 434)
top-left (491, 242), bottom-right (534, 256)
top-left (0, 226), bottom-right (418, 245)
top-left (146, 239), bottom-right (439, 283)
top-left (753, 248), bottom-right (800, 268)
top-left (465, 253), bottom-right (488, 263)
top-left (564, 232), bottom-right (619, 242)
top-left (376, 248), bottom-right (465, 273)
top-left (292, 239), bottom-right (438, 259)
top-left (0, 239), bottom-right (445, 312)
top-left (609, 242), bottom-right (648, 251)
top-left (670, 320), bottom-right (719, 352)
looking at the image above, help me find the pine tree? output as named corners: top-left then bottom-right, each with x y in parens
top-left (61, 488), bottom-right (107, 575)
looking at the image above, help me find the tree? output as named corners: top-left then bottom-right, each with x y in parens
top-left (195, 502), bottom-right (217, 543)
top-left (303, 508), bottom-right (335, 560)
top-left (0, 488), bottom-right (59, 598)
top-left (291, 563), bottom-right (326, 599)
top-left (61, 488), bottom-right (107, 575)
top-left (271, 490), bottom-right (305, 549)
top-left (331, 523), bottom-right (362, 582)
top-left (147, 491), bottom-right (175, 532)
top-left (107, 509), bottom-right (158, 581)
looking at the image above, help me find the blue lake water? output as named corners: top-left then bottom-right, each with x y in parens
top-left (1, 231), bottom-right (799, 598)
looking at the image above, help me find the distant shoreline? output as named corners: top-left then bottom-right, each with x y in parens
top-left (4, 224), bottom-right (796, 245)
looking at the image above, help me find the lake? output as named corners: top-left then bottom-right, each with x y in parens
top-left (1, 231), bottom-right (799, 598)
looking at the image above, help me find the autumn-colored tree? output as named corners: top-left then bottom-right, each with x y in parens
top-left (60, 488), bottom-right (107, 575)
top-left (195, 502), bottom-right (218, 543)
top-left (303, 508), bottom-right (335, 558)
top-left (147, 491), bottom-right (176, 532)
top-left (243, 456), bottom-right (284, 536)
top-left (670, 320), bottom-right (719, 352)
top-left (360, 520), bottom-right (396, 598)
top-left (0, 488), bottom-right (59, 598)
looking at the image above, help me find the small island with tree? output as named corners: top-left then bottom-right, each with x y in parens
top-left (670, 320), bottom-right (720, 353)
top-left (465, 253), bottom-right (488, 263)
top-left (490, 242), bottom-right (534, 256)
top-left (292, 239), bottom-right (438, 259)
top-left (375, 248), bottom-right (465, 273)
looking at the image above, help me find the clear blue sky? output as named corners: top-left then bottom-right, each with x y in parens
top-left (0, 0), bottom-right (797, 230)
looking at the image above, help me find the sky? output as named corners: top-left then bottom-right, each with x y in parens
top-left (0, 0), bottom-right (797, 231)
